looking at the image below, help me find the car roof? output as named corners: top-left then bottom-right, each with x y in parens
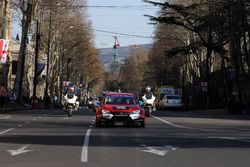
top-left (104, 92), bottom-right (135, 97)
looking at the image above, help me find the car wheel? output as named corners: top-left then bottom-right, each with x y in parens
top-left (95, 117), bottom-right (101, 127)
top-left (145, 111), bottom-right (150, 117)
top-left (95, 121), bottom-right (101, 127)
top-left (140, 123), bottom-right (145, 128)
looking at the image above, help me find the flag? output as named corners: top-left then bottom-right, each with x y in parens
top-left (36, 63), bottom-right (45, 76)
top-left (0, 39), bottom-right (9, 64)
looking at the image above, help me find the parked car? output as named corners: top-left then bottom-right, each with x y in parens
top-left (158, 94), bottom-right (183, 109)
top-left (95, 92), bottom-right (145, 127)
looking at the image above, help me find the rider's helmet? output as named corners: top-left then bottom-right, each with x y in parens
top-left (68, 87), bottom-right (75, 94)
top-left (146, 86), bottom-right (151, 92)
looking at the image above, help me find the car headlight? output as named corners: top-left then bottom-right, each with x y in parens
top-left (101, 110), bottom-right (113, 119)
top-left (130, 110), bottom-right (141, 120)
top-left (132, 110), bottom-right (141, 114)
top-left (102, 110), bottom-right (110, 114)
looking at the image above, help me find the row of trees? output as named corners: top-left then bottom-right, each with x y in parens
top-left (118, 0), bottom-right (250, 109)
top-left (10, 0), bottom-right (104, 101)
top-left (142, 0), bottom-right (250, 109)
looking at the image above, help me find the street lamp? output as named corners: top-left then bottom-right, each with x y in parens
top-left (32, 20), bottom-right (40, 109)
top-left (45, 11), bottom-right (52, 97)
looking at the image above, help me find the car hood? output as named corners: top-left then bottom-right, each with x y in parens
top-left (102, 104), bottom-right (141, 112)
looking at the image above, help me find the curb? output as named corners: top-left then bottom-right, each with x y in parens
top-left (195, 109), bottom-right (228, 114)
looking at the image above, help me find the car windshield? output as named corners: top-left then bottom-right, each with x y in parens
top-left (167, 95), bottom-right (181, 99)
top-left (104, 96), bottom-right (136, 105)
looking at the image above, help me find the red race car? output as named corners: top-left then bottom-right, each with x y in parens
top-left (95, 92), bottom-right (145, 127)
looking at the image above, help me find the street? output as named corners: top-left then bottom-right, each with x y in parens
top-left (1, 108), bottom-right (250, 167)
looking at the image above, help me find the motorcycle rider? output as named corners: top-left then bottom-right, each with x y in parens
top-left (62, 87), bottom-right (79, 111)
top-left (142, 86), bottom-right (156, 114)
top-left (145, 86), bottom-right (153, 99)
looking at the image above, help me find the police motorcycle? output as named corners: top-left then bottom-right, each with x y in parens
top-left (142, 86), bottom-right (156, 117)
top-left (62, 87), bottom-right (79, 117)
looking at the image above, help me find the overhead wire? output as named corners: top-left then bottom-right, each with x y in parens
top-left (94, 29), bottom-right (155, 39)
top-left (54, 5), bottom-right (155, 9)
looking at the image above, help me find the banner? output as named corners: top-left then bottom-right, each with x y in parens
top-left (0, 39), bottom-right (9, 64)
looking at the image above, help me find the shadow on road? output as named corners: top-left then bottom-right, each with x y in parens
top-left (152, 109), bottom-right (250, 121)
top-left (0, 133), bottom-right (250, 149)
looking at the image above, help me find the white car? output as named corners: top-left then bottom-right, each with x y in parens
top-left (159, 94), bottom-right (183, 109)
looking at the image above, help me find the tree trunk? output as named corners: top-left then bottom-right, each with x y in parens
top-left (13, 2), bottom-right (32, 101)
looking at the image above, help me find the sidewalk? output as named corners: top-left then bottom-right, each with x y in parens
top-left (0, 101), bottom-right (31, 113)
top-left (186, 108), bottom-right (250, 120)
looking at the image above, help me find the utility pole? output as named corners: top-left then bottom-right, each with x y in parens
top-left (66, 58), bottom-right (71, 81)
top-left (45, 11), bottom-right (52, 96)
top-left (32, 20), bottom-right (40, 108)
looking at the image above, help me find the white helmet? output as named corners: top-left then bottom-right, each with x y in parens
top-left (146, 86), bottom-right (151, 92)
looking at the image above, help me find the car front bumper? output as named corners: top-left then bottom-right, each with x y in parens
top-left (98, 113), bottom-right (145, 126)
top-left (163, 103), bottom-right (183, 108)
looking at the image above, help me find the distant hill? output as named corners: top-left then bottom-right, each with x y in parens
top-left (97, 44), bottom-right (152, 71)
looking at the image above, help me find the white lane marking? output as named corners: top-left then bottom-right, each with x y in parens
top-left (0, 128), bottom-right (15, 135)
top-left (233, 128), bottom-right (250, 131)
top-left (81, 129), bottom-right (92, 163)
top-left (0, 115), bottom-right (11, 120)
top-left (209, 136), bottom-right (250, 143)
top-left (17, 125), bottom-right (23, 128)
top-left (153, 116), bottom-right (196, 130)
top-left (6, 145), bottom-right (33, 156)
top-left (141, 144), bottom-right (178, 156)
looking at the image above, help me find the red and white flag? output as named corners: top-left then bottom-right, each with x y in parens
top-left (0, 39), bottom-right (9, 64)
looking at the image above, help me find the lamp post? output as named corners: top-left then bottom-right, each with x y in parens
top-left (66, 58), bottom-right (71, 81)
top-left (45, 11), bottom-right (52, 97)
top-left (32, 20), bottom-right (40, 109)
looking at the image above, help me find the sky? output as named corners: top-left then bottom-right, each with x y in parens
top-left (11, 0), bottom-right (159, 49)
top-left (87, 0), bottom-right (159, 48)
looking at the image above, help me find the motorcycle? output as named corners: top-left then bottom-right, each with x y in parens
top-left (62, 93), bottom-right (79, 117)
top-left (142, 94), bottom-right (156, 117)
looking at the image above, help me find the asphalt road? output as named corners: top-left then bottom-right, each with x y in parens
top-left (1, 107), bottom-right (250, 167)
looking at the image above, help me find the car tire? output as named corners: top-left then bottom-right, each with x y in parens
top-left (140, 123), bottom-right (145, 128)
top-left (95, 121), bottom-right (101, 127)
top-left (144, 109), bottom-right (150, 117)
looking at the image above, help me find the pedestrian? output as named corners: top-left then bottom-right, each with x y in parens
top-left (54, 94), bottom-right (58, 104)
top-left (0, 83), bottom-right (7, 108)
top-left (44, 94), bottom-right (51, 109)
